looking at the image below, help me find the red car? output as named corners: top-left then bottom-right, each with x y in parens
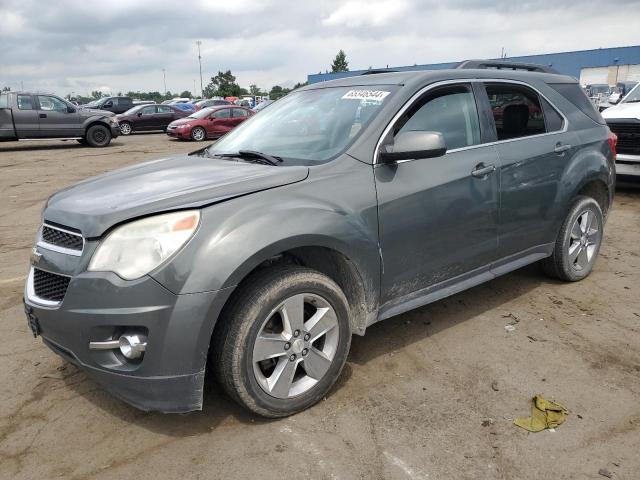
top-left (166, 106), bottom-right (254, 141)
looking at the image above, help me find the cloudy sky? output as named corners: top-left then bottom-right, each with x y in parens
top-left (1, 0), bottom-right (639, 96)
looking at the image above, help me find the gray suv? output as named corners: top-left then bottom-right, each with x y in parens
top-left (24, 61), bottom-right (616, 417)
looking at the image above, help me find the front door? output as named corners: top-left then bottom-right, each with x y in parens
top-left (375, 83), bottom-right (499, 306)
top-left (136, 105), bottom-right (158, 130)
top-left (210, 107), bottom-right (233, 136)
top-left (12, 94), bottom-right (40, 137)
top-left (36, 95), bottom-right (82, 137)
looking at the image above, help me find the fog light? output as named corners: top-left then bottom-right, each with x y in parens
top-left (119, 334), bottom-right (147, 360)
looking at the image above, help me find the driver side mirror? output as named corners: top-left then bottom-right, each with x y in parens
top-left (379, 131), bottom-right (447, 163)
top-left (67, 106), bottom-right (76, 113)
top-left (137, 112), bottom-right (143, 117)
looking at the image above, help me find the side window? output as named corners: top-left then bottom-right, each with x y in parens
top-left (17, 95), bottom-right (34, 110)
top-left (540, 97), bottom-right (564, 132)
top-left (37, 95), bottom-right (67, 112)
top-left (157, 105), bottom-right (172, 113)
top-left (0, 94), bottom-right (7, 108)
top-left (485, 84), bottom-right (546, 140)
top-left (213, 108), bottom-right (231, 119)
top-left (232, 108), bottom-right (248, 118)
top-left (141, 106), bottom-right (156, 115)
top-left (394, 84), bottom-right (480, 150)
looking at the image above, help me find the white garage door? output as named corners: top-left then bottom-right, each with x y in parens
top-left (580, 67), bottom-right (609, 85)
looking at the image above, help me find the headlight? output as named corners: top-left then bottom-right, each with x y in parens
top-left (88, 210), bottom-right (200, 280)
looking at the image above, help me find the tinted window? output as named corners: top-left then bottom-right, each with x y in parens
top-left (17, 95), bottom-right (34, 110)
top-left (232, 108), bottom-right (248, 118)
top-left (0, 94), bottom-right (7, 109)
top-left (213, 108), bottom-right (231, 119)
top-left (548, 83), bottom-right (605, 124)
top-left (37, 95), bottom-right (68, 112)
top-left (485, 84), bottom-right (545, 140)
top-left (140, 106), bottom-right (156, 115)
top-left (394, 84), bottom-right (480, 150)
top-left (120, 98), bottom-right (132, 106)
top-left (157, 105), bottom-right (173, 113)
top-left (541, 97), bottom-right (563, 132)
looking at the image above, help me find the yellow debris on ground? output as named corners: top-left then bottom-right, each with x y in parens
top-left (514, 395), bottom-right (568, 432)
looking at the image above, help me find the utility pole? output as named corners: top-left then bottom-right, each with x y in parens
top-left (162, 69), bottom-right (167, 96)
top-left (196, 41), bottom-right (203, 98)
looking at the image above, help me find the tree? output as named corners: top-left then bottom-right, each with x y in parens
top-left (179, 90), bottom-right (192, 98)
top-left (249, 84), bottom-right (262, 96)
top-left (331, 50), bottom-right (349, 73)
top-left (90, 90), bottom-right (105, 100)
top-left (292, 81), bottom-right (308, 90)
top-left (203, 70), bottom-right (241, 98)
top-left (269, 85), bottom-right (291, 100)
top-left (2, 86), bottom-right (10, 92)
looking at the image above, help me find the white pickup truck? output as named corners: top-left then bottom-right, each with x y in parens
top-left (602, 83), bottom-right (640, 177)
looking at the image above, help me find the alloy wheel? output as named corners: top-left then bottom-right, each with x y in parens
top-left (252, 293), bottom-right (340, 399)
top-left (120, 123), bottom-right (131, 135)
top-left (568, 210), bottom-right (601, 271)
top-left (192, 128), bottom-right (205, 141)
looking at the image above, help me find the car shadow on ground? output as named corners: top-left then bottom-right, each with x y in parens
top-left (62, 263), bottom-right (546, 436)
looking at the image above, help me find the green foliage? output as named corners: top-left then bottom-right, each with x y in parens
top-left (90, 90), bottom-right (106, 100)
top-left (179, 90), bottom-right (192, 98)
top-left (269, 85), bottom-right (291, 100)
top-left (331, 50), bottom-right (349, 73)
top-left (204, 70), bottom-right (242, 98)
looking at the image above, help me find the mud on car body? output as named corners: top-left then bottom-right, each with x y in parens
top-left (25, 61), bottom-right (616, 417)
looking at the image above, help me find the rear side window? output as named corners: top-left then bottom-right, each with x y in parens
top-left (213, 108), bottom-right (231, 119)
top-left (232, 108), bottom-right (248, 117)
top-left (548, 83), bottom-right (605, 124)
top-left (540, 97), bottom-right (564, 132)
top-left (157, 105), bottom-right (173, 113)
top-left (394, 84), bottom-right (481, 150)
top-left (485, 84), bottom-right (546, 140)
top-left (17, 95), bottom-right (34, 110)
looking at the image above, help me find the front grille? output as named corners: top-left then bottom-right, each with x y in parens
top-left (33, 268), bottom-right (71, 303)
top-left (607, 122), bottom-right (640, 155)
top-left (41, 224), bottom-right (83, 252)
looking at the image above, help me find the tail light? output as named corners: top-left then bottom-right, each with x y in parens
top-left (607, 128), bottom-right (618, 159)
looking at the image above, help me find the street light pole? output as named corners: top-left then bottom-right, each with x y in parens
top-left (196, 41), bottom-right (203, 98)
top-left (162, 69), bottom-right (167, 96)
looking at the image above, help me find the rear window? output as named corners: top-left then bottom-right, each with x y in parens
top-left (548, 83), bottom-right (605, 124)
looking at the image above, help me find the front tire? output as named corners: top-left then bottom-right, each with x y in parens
top-left (191, 127), bottom-right (206, 141)
top-left (542, 196), bottom-right (604, 281)
top-left (119, 122), bottom-right (132, 135)
top-left (212, 266), bottom-right (351, 417)
top-left (85, 124), bottom-right (112, 147)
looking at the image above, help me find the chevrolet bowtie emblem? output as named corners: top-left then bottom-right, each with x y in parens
top-left (30, 247), bottom-right (42, 266)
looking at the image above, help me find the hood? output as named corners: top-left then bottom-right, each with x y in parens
top-left (44, 155), bottom-right (309, 237)
top-left (80, 107), bottom-right (114, 118)
top-left (169, 117), bottom-right (195, 126)
top-left (602, 102), bottom-right (640, 120)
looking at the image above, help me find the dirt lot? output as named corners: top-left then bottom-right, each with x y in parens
top-left (1, 134), bottom-right (639, 480)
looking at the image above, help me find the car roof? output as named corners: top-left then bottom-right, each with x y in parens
top-left (300, 68), bottom-right (576, 92)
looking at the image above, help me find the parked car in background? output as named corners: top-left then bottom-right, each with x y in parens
top-left (82, 96), bottom-right (133, 114)
top-left (171, 102), bottom-right (196, 113)
top-left (166, 105), bottom-right (253, 141)
top-left (24, 62), bottom-right (616, 417)
top-left (194, 99), bottom-right (232, 111)
top-left (116, 104), bottom-right (188, 135)
top-left (603, 82), bottom-right (640, 177)
top-left (253, 99), bottom-right (274, 112)
top-left (133, 100), bottom-right (156, 106)
top-left (1, 91), bottom-right (119, 147)
top-left (605, 81), bottom-right (639, 107)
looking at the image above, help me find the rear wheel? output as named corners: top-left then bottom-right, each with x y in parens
top-left (119, 122), bottom-right (132, 135)
top-left (191, 127), bottom-right (206, 141)
top-left (85, 124), bottom-right (112, 147)
top-left (541, 196), bottom-right (604, 281)
top-left (212, 266), bottom-right (351, 417)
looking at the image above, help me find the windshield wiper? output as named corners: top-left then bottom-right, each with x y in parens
top-left (217, 150), bottom-right (283, 166)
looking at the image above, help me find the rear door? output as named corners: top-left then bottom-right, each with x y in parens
top-left (12, 94), bottom-right (40, 137)
top-left (212, 107), bottom-right (233, 135)
top-left (156, 105), bottom-right (175, 129)
top-left (231, 108), bottom-right (250, 127)
top-left (36, 95), bottom-right (82, 137)
top-left (479, 82), bottom-right (578, 264)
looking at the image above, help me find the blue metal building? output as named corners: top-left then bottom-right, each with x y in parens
top-left (307, 45), bottom-right (640, 84)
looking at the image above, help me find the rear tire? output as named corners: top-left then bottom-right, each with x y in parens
top-left (212, 266), bottom-right (351, 418)
top-left (85, 124), bottom-right (112, 147)
top-left (541, 196), bottom-right (604, 282)
top-left (191, 127), bottom-right (206, 141)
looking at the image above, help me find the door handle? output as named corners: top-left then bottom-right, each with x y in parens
top-left (39, 113), bottom-right (47, 118)
top-left (554, 143), bottom-right (572, 154)
top-left (471, 163), bottom-right (496, 178)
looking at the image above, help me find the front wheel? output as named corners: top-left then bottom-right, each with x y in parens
top-left (119, 122), bottom-right (132, 135)
top-left (85, 124), bottom-right (112, 147)
top-left (191, 127), bottom-right (206, 141)
top-left (212, 266), bottom-right (351, 417)
top-left (541, 196), bottom-right (604, 281)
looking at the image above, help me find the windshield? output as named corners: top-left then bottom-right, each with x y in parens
top-left (123, 105), bottom-right (142, 115)
top-left (589, 85), bottom-right (610, 95)
top-left (622, 83), bottom-right (640, 103)
top-left (208, 85), bottom-right (397, 163)
top-left (188, 108), bottom-right (215, 119)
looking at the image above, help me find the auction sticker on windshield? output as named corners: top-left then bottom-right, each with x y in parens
top-left (342, 90), bottom-right (391, 101)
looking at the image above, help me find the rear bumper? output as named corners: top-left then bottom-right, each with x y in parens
top-left (24, 271), bottom-right (234, 412)
top-left (616, 154), bottom-right (640, 177)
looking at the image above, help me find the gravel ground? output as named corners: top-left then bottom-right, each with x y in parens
top-left (1, 134), bottom-right (639, 480)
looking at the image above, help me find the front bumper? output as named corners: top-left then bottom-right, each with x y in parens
top-left (166, 128), bottom-right (190, 139)
top-left (616, 154), bottom-right (640, 177)
top-left (24, 268), bottom-right (234, 412)
top-left (110, 123), bottom-right (120, 138)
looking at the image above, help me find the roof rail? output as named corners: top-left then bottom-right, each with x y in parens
top-left (360, 69), bottom-right (399, 76)
top-left (455, 59), bottom-right (559, 74)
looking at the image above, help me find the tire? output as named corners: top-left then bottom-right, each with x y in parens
top-left (191, 127), bottom-right (206, 141)
top-left (212, 266), bottom-right (352, 418)
top-left (119, 122), bottom-right (132, 135)
top-left (541, 196), bottom-right (604, 282)
top-left (85, 124), bottom-right (112, 147)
